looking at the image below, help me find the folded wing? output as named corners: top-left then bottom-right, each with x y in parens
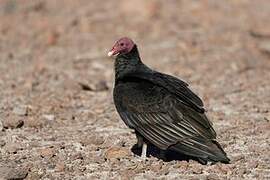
top-left (114, 77), bottom-right (228, 162)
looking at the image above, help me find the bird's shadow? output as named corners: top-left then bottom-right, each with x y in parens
top-left (131, 143), bottom-right (206, 165)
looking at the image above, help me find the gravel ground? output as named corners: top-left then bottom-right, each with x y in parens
top-left (0, 0), bottom-right (270, 179)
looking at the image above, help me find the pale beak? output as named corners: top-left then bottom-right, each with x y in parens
top-left (108, 50), bottom-right (114, 57)
top-left (108, 49), bottom-right (119, 57)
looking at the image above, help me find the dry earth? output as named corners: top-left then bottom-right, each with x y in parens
top-left (0, 0), bottom-right (270, 179)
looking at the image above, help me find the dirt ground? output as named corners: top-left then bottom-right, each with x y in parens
top-left (0, 0), bottom-right (270, 179)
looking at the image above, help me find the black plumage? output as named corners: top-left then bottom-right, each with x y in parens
top-left (109, 37), bottom-right (230, 164)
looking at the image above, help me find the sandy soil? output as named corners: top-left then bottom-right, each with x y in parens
top-left (0, 0), bottom-right (270, 179)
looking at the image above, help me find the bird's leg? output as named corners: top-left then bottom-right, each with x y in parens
top-left (136, 132), bottom-right (147, 159)
top-left (141, 142), bottom-right (147, 159)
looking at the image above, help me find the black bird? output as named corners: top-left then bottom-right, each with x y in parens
top-left (108, 37), bottom-right (230, 164)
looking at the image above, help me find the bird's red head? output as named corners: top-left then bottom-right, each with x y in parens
top-left (108, 37), bottom-right (135, 57)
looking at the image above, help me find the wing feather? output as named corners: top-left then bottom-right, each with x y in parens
top-left (114, 75), bottom-right (228, 162)
top-left (121, 71), bottom-right (205, 112)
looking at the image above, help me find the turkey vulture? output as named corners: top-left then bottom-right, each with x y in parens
top-left (108, 37), bottom-right (230, 164)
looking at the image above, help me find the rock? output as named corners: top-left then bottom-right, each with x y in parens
top-left (73, 142), bottom-right (84, 151)
top-left (250, 27), bottom-right (270, 38)
top-left (39, 147), bottom-right (56, 158)
top-left (46, 30), bottom-right (59, 46)
top-left (0, 166), bottom-right (28, 180)
top-left (24, 117), bottom-right (44, 128)
top-left (104, 147), bottom-right (130, 160)
top-left (79, 82), bottom-right (93, 91)
top-left (0, 140), bottom-right (6, 147)
top-left (12, 106), bottom-right (29, 116)
top-left (258, 41), bottom-right (270, 56)
top-left (70, 18), bottom-right (79, 27)
top-left (237, 168), bottom-right (247, 176)
top-left (233, 154), bottom-right (245, 162)
top-left (79, 80), bottom-right (109, 92)
top-left (264, 116), bottom-right (270, 122)
top-left (55, 162), bottom-right (65, 172)
top-left (150, 162), bottom-right (162, 172)
top-left (4, 142), bottom-right (23, 154)
top-left (0, 118), bottom-right (3, 131)
top-left (2, 115), bottom-right (24, 129)
top-left (207, 174), bottom-right (219, 180)
top-left (95, 80), bottom-right (109, 91)
top-left (191, 164), bottom-right (203, 174)
top-left (248, 160), bottom-right (258, 169)
top-left (81, 135), bottom-right (104, 146)
top-left (0, 167), bottom-right (10, 178)
top-left (217, 164), bottom-right (233, 174)
top-left (71, 152), bottom-right (84, 160)
top-left (31, 1), bottom-right (46, 12)
top-left (6, 167), bottom-right (28, 180)
top-left (42, 114), bottom-right (55, 121)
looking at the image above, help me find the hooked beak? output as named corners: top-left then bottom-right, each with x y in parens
top-left (107, 50), bottom-right (114, 57)
top-left (108, 48), bottom-right (120, 57)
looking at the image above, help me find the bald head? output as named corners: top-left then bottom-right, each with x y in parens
top-left (108, 37), bottom-right (135, 57)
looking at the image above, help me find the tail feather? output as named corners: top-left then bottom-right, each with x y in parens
top-left (211, 140), bottom-right (230, 163)
top-left (169, 138), bottom-right (230, 163)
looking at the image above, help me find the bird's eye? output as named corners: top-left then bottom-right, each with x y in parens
top-left (120, 43), bottom-right (124, 46)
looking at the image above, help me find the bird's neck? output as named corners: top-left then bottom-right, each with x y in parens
top-left (114, 45), bottom-right (143, 80)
